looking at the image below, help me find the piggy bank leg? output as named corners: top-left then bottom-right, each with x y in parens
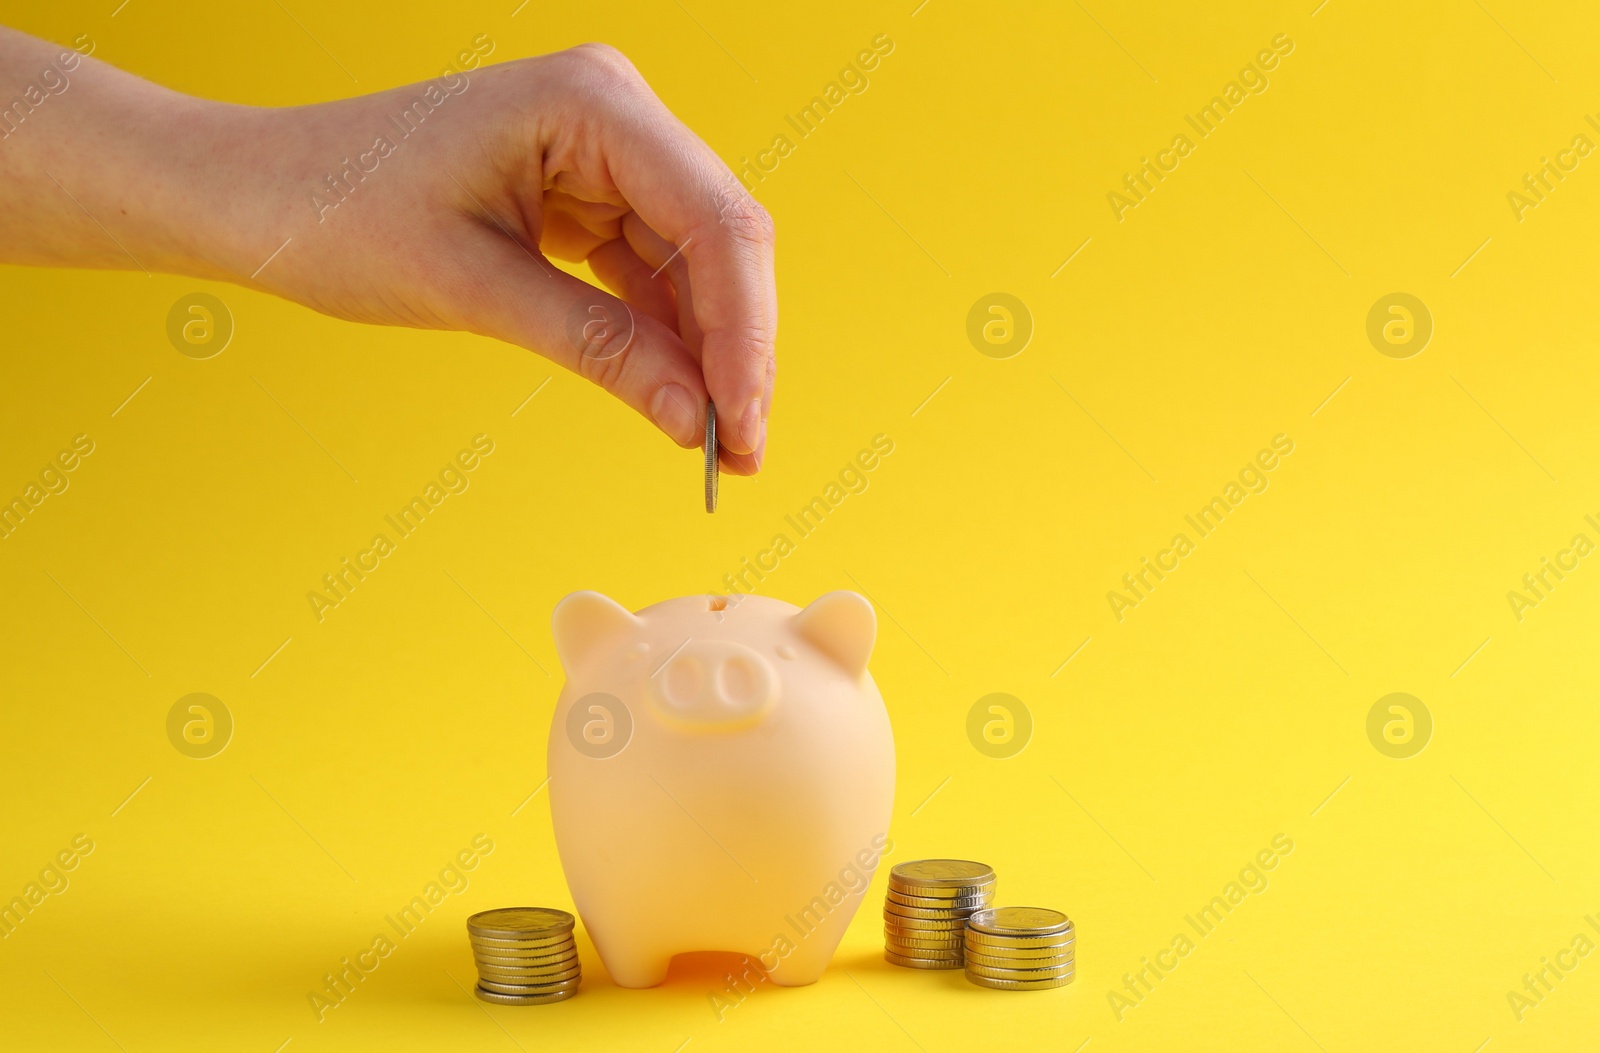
top-left (763, 936), bottom-right (838, 987)
top-left (592, 940), bottom-right (674, 989)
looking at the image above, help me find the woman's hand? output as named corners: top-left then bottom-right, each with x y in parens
top-left (0, 29), bottom-right (774, 471)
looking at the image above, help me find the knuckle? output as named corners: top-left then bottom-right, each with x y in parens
top-left (720, 198), bottom-right (775, 244)
top-left (718, 321), bottom-right (776, 365)
top-left (561, 42), bottom-right (640, 84)
top-left (574, 311), bottom-right (636, 390)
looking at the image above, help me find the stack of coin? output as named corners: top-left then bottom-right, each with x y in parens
top-left (883, 860), bottom-right (996, 969)
top-left (467, 907), bottom-right (581, 1005)
top-left (963, 907), bottom-right (1075, 990)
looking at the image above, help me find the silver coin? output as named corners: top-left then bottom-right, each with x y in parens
top-left (704, 401), bottom-right (718, 513)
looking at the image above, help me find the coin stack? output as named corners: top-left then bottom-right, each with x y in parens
top-left (883, 860), bottom-right (996, 969)
top-left (467, 907), bottom-right (582, 1005)
top-left (963, 906), bottom-right (1075, 990)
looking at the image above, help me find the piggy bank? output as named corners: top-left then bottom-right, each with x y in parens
top-left (547, 590), bottom-right (896, 988)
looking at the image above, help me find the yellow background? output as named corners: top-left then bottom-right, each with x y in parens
top-left (3, 0), bottom-right (1598, 1049)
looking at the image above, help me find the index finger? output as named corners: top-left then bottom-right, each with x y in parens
top-left (569, 46), bottom-right (777, 459)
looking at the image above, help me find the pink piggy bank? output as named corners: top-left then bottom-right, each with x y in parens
top-left (547, 590), bottom-right (896, 988)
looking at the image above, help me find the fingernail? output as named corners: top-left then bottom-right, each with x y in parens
top-left (753, 420), bottom-right (766, 471)
top-left (739, 398), bottom-right (762, 454)
top-left (651, 384), bottom-right (698, 446)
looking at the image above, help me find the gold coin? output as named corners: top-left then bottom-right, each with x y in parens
top-left (483, 972), bottom-right (585, 985)
top-left (467, 934), bottom-right (576, 953)
top-left (478, 971), bottom-right (583, 994)
top-left (883, 915), bottom-right (968, 931)
top-left (963, 942), bottom-right (1075, 960)
top-left (473, 957), bottom-right (578, 974)
top-left (889, 864), bottom-right (998, 883)
top-left (470, 933), bottom-right (576, 952)
top-left (964, 930), bottom-right (1075, 950)
top-left (885, 927), bottom-right (965, 941)
top-left (473, 943), bottom-right (577, 959)
top-left (890, 860), bottom-right (996, 887)
top-left (889, 928), bottom-right (960, 947)
top-left (886, 945), bottom-right (963, 959)
top-left (476, 963), bottom-right (583, 984)
top-left (889, 883), bottom-right (995, 903)
top-left (885, 923), bottom-right (963, 937)
top-left (964, 971), bottom-right (1074, 991)
top-left (963, 948), bottom-right (1073, 969)
top-left (885, 950), bottom-right (963, 964)
top-left (473, 942), bottom-right (577, 959)
top-left (887, 890), bottom-right (993, 910)
top-left (884, 938), bottom-right (963, 955)
top-left (470, 953), bottom-right (579, 966)
top-left (470, 934), bottom-right (579, 953)
top-left (888, 954), bottom-right (963, 967)
top-left (960, 953), bottom-right (1075, 979)
top-left (889, 881), bottom-right (994, 900)
top-left (885, 950), bottom-right (964, 969)
top-left (966, 906), bottom-right (1071, 937)
top-left (471, 928), bottom-right (577, 944)
top-left (472, 950), bottom-right (576, 965)
top-left (474, 983), bottom-right (578, 1005)
top-left (965, 961), bottom-right (1076, 982)
top-left (886, 934), bottom-right (964, 950)
top-left (467, 907), bottom-right (576, 939)
top-left (478, 969), bottom-right (582, 990)
top-left (883, 901), bottom-right (980, 920)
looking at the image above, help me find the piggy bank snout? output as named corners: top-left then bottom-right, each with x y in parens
top-left (652, 640), bottom-right (777, 726)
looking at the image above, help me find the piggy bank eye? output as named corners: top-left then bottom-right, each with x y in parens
top-left (776, 644), bottom-right (795, 660)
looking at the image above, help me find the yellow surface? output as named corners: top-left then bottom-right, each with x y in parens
top-left (3, 0), bottom-right (1598, 1049)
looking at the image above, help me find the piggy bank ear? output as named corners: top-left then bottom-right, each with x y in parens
top-left (552, 591), bottom-right (639, 672)
top-left (793, 591), bottom-right (876, 678)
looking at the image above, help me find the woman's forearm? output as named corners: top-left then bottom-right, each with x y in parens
top-left (0, 26), bottom-right (286, 281)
